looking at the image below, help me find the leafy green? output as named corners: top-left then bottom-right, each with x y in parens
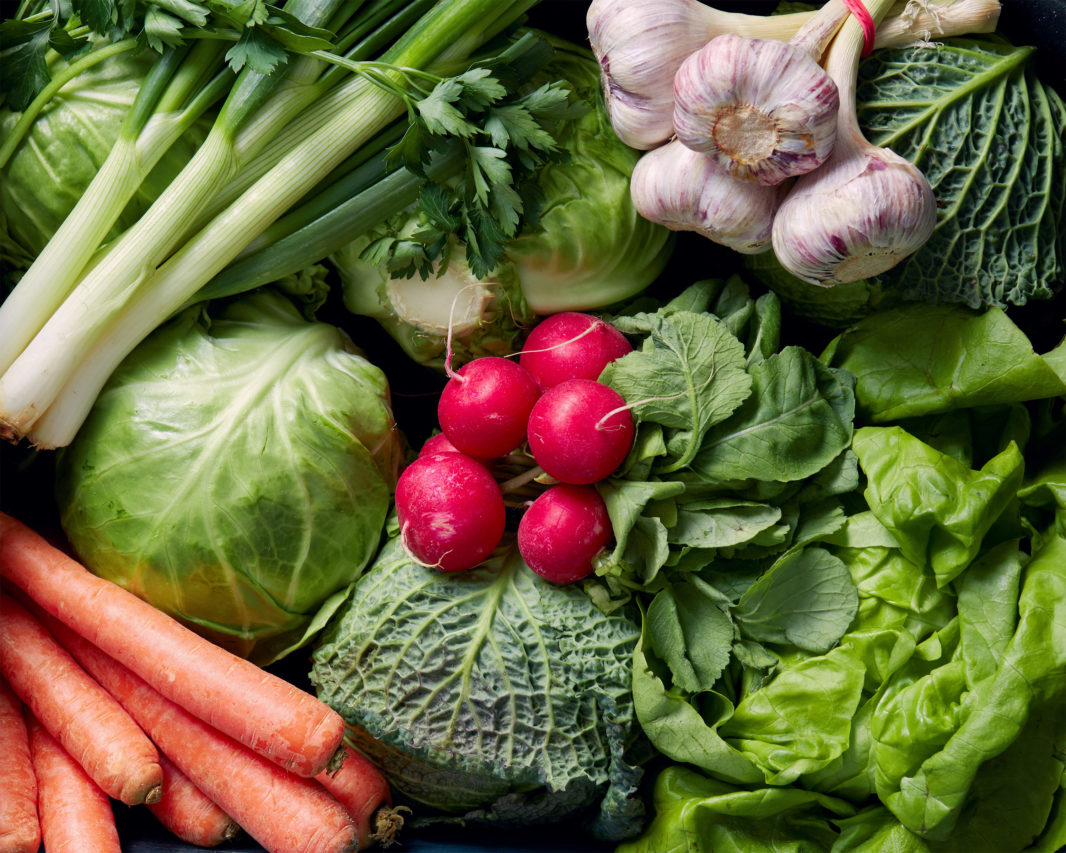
top-left (55, 290), bottom-right (403, 665)
top-left (0, 46), bottom-right (211, 279)
top-left (747, 37), bottom-right (1066, 322)
top-left (331, 35), bottom-right (673, 371)
top-left (310, 538), bottom-right (644, 840)
top-left (618, 290), bottom-right (1066, 853)
top-left (822, 304), bottom-right (1066, 422)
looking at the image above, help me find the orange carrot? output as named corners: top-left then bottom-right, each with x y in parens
top-left (0, 510), bottom-right (345, 777)
top-left (0, 590), bottom-right (163, 805)
top-left (148, 753), bottom-right (241, 848)
top-left (25, 712), bottom-right (122, 853)
top-left (0, 675), bottom-right (40, 853)
top-left (316, 745), bottom-right (402, 850)
top-left (46, 618), bottom-right (359, 853)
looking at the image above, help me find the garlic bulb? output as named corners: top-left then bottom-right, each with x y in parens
top-left (672, 0), bottom-right (853, 185)
top-left (588, 0), bottom-right (1002, 153)
top-left (771, 146), bottom-right (937, 284)
top-left (771, 0), bottom-right (937, 284)
top-left (672, 34), bottom-right (840, 185)
top-left (630, 140), bottom-right (784, 255)
top-left (586, 0), bottom-right (814, 151)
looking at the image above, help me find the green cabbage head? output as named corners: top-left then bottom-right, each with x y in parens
top-left (55, 290), bottom-right (403, 665)
top-left (331, 35), bottom-right (674, 370)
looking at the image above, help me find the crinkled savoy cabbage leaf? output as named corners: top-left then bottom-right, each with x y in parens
top-left (310, 538), bottom-right (644, 840)
top-left (747, 37), bottom-right (1065, 319)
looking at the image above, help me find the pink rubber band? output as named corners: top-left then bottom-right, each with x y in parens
top-left (842, 0), bottom-right (876, 56)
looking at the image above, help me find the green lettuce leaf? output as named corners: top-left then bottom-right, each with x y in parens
top-left (852, 427), bottom-right (1025, 587)
top-left (823, 304), bottom-right (1066, 422)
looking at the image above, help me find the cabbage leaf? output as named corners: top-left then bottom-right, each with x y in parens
top-left (747, 37), bottom-right (1066, 322)
top-left (310, 537), bottom-right (644, 840)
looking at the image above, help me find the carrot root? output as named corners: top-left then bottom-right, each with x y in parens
top-left (0, 511), bottom-right (345, 777)
top-left (47, 619), bottom-right (359, 853)
top-left (0, 589), bottom-right (163, 806)
top-left (316, 745), bottom-right (401, 849)
top-left (26, 712), bottom-right (121, 853)
top-left (147, 753), bottom-right (241, 848)
top-left (0, 675), bottom-right (40, 853)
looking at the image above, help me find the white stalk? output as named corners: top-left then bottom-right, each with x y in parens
top-left (771, 0), bottom-right (938, 285)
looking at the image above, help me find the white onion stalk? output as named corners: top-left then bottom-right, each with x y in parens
top-left (588, 0), bottom-right (1001, 152)
top-left (672, 0), bottom-right (851, 185)
top-left (771, 0), bottom-right (938, 285)
top-left (630, 140), bottom-right (785, 255)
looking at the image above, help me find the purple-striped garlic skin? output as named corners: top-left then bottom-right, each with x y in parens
top-left (771, 145), bottom-right (937, 285)
top-left (672, 34), bottom-right (840, 185)
top-left (587, 0), bottom-right (719, 150)
top-left (630, 140), bottom-right (785, 255)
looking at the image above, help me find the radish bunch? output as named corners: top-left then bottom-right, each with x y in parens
top-left (395, 312), bottom-right (635, 582)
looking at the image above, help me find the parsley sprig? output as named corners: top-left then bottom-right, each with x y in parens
top-left (363, 33), bottom-right (588, 279)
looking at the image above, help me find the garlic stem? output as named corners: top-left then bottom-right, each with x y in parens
top-left (770, 0), bottom-right (938, 285)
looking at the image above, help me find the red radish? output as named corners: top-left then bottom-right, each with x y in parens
top-left (518, 485), bottom-right (611, 584)
top-left (527, 379), bottom-right (634, 485)
top-left (395, 452), bottom-right (506, 572)
top-left (520, 313), bottom-right (632, 390)
top-left (419, 432), bottom-right (464, 457)
top-left (438, 357), bottom-right (541, 458)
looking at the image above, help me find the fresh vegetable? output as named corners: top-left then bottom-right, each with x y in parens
top-left (587, 0), bottom-right (1001, 151)
top-left (0, 676), bottom-right (39, 853)
top-left (747, 33), bottom-right (1066, 319)
top-left (0, 510), bottom-right (347, 778)
top-left (0, 46), bottom-right (211, 283)
top-left (25, 713), bottom-right (122, 853)
top-left (0, 0), bottom-right (566, 449)
top-left (311, 536), bottom-right (644, 840)
top-left (770, 0), bottom-right (938, 284)
top-left (527, 379), bottom-right (635, 485)
top-left (589, 282), bottom-right (1065, 853)
top-left (437, 356), bottom-right (541, 458)
top-left (394, 451), bottom-right (506, 572)
top-left (671, 1), bottom-right (849, 184)
top-left (55, 290), bottom-right (402, 664)
top-left (51, 622), bottom-right (361, 853)
top-left (315, 745), bottom-right (398, 851)
top-left (517, 483), bottom-right (612, 583)
top-left (629, 139), bottom-right (784, 254)
top-left (519, 310), bottom-right (633, 390)
top-left (147, 754), bottom-right (240, 848)
top-left (0, 593), bottom-right (163, 806)
top-left (331, 35), bottom-right (674, 372)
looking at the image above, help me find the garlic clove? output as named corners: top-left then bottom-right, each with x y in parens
top-left (630, 140), bottom-right (785, 255)
top-left (770, 144), bottom-right (937, 285)
top-left (672, 33), bottom-right (840, 185)
top-left (587, 0), bottom-right (719, 150)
